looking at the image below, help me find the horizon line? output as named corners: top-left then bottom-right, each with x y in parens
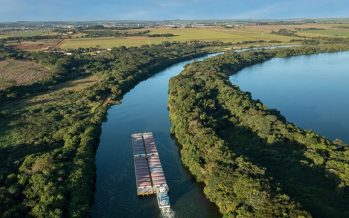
top-left (1, 17), bottom-right (349, 24)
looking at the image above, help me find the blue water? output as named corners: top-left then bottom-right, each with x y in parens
top-left (92, 54), bottom-right (221, 218)
top-left (230, 51), bottom-right (349, 143)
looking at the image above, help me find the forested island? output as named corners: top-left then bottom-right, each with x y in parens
top-left (169, 45), bottom-right (349, 217)
top-left (0, 41), bottom-right (225, 217)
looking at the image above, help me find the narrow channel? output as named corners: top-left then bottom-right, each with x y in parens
top-left (92, 54), bottom-right (221, 218)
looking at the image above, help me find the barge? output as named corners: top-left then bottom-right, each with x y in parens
top-left (131, 132), bottom-right (170, 209)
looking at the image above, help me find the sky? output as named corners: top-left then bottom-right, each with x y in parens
top-left (0, 0), bottom-right (348, 22)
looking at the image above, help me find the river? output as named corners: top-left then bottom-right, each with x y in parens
top-left (91, 54), bottom-right (221, 218)
top-left (230, 51), bottom-right (349, 143)
top-left (92, 50), bottom-right (349, 218)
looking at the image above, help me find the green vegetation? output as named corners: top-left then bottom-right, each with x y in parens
top-left (271, 28), bottom-right (299, 37)
top-left (80, 29), bottom-right (150, 38)
top-left (169, 45), bottom-right (349, 217)
top-left (59, 27), bottom-right (296, 49)
top-left (147, 33), bottom-right (176, 37)
top-left (297, 29), bottom-right (349, 37)
top-left (0, 42), bottom-right (21, 59)
top-left (3, 23), bottom-right (349, 51)
top-left (2, 22), bottom-right (349, 217)
top-left (0, 41), bottom-right (215, 217)
top-left (58, 24), bottom-right (349, 49)
top-left (0, 35), bottom-right (62, 43)
top-left (0, 30), bottom-right (55, 39)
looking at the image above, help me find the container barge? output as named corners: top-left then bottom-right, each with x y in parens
top-left (131, 132), bottom-right (170, 209)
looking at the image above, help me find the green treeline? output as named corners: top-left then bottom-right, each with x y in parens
top-left (147, 33), bottom-right (176, 37)
top-left (0, 35), bottom-right (63, 43)
top-left (169, 45), bottom-right (349, 217)
top-left (81, 29), bottom-right (151, 38)
top-left (0, 41), bottom-right (214, 217)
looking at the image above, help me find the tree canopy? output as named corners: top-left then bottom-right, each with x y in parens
top-left (169, 45), bottom-right (349, 217)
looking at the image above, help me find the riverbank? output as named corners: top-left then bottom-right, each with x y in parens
top-left (0, 42), bottom-right (219, 217)
top-left (92, 53), bottom-right (222, 218)
top-left (169, 45), bottom-right (349, 217)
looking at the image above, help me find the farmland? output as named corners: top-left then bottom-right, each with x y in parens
top-left (297, 29), bottom-right (349, 37)
top-left (59, 27), bottom-right (296, 49)
top-left (0, 60), bottom-right (50, 89)
top-left (2, 23), bottom-right (349, 51)
top-left (58, 24), bottom-right (349, 49)
top-left (6, 39), bottom-right (63, 51)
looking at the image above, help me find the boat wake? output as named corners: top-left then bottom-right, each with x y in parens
top-left (161, 208), bottom-right (175, 218)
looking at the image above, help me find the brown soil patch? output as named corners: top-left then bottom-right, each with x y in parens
top-left (0, 59), bottom-right (50, 89)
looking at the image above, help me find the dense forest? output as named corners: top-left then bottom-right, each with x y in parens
top-left (169, 45), bottom-right (349, 217)
top-left (0, 41), bottom-right (220, 217)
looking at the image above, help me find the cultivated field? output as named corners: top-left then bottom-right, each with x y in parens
top-left (58, 24), bottom-right (349, 49)
top-left (59, 36), bottom-right (156, 48)
top-left (249, 23), bottom-right (349, 37)
top-left (6, 39), bottom-right (64, 51)
top-left (0, 60), bottom-right (50, 89)
top-left (3, 23), bottom-right (349, 50)
top-left (59, 27), bottom-right (296, 49)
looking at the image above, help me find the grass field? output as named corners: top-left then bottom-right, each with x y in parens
top-left (0, 60), bottom-right (50, 89)
top-left (297, 29), bottom-right (349, 37)
top-left (59, 27), bottom-right (296, 49)
top-left (5, 24), bottom-right (349, 50)
top-left (59, 24), bottom-right (349, 49)
top-left (249, 23), bottom-right (349, 38)
top-left (51, 75), bottom-right (98, 92)
top-left (59, 36), bottom-right (159, 48)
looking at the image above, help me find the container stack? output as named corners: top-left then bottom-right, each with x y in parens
top-left (143, 132), bottom-right (158, 156)
top-left (148, 155), bottom-right (166, 188)
top-left (131, 133), bottom-right (153, 195)
top-left (131, 132), bottom-right (169, 197)
top-left (132, 133), bottom-right (146, 157)
top-left (143, 132), bottom-right (167, 189)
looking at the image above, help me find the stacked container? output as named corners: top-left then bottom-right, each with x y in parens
top-left (131, 132), bottom-right (169, 196)
top-left (143, 132), bottom-right (158, 156)
top-left (143, 133), bottom-right (167, 189)
top-left (132, 133), bottom-right (146, 157)
top-left (132, 133), bottom-right (153, 195)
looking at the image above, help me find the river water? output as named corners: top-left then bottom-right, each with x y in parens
top-left (230, 51), bottom-right (349, 143)
top-left (91, 54), bottom-right (221, 218)
top-left (92, 50), bottom-right (349, 218)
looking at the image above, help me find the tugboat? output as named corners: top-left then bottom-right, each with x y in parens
top-left (156, 185), bottom-right (170, 209)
